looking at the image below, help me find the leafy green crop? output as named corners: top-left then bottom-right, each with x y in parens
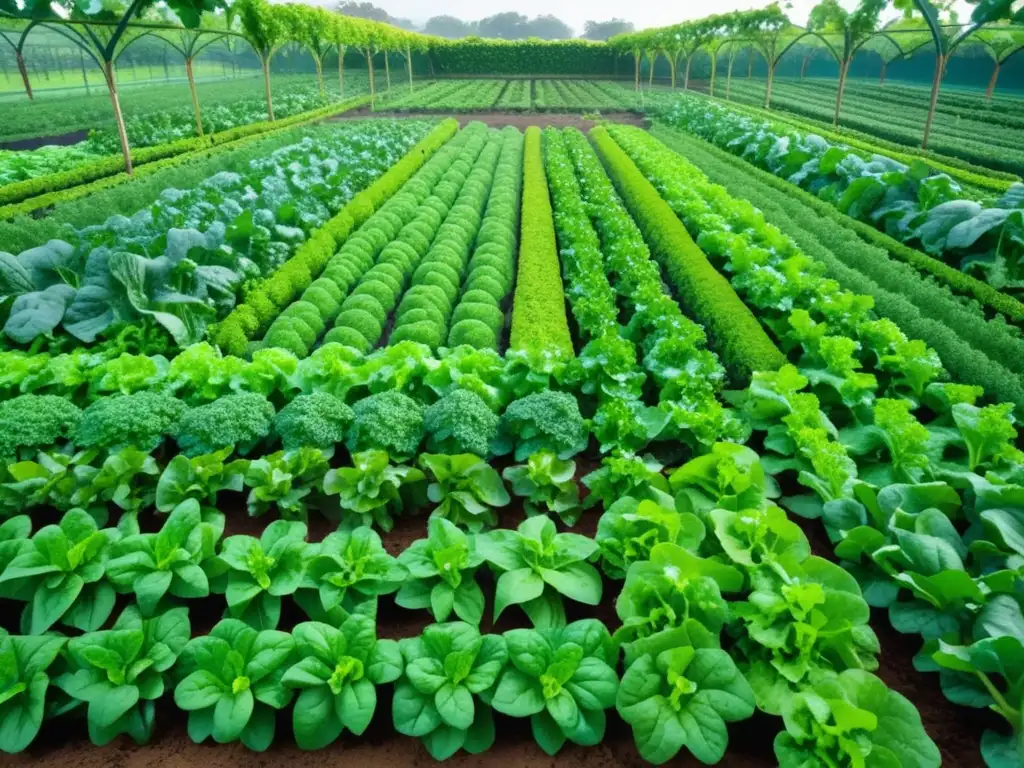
top-left (243, 447), bottom-right (331, 520)
top-left (207, 520), bottom-right (310, 629)
top-left (0, 508), bottom-right (120, 634)
top-left (491, 620), bottom-right (619, 755)
top-left (616, 633), bottom-right (755, 765)
top-left (283, 616), bottom-right (403, 749)
top-left (396, 517), bottom-right (486, 625)
top-left (174, 618), bottom-right (295, 751)
top-left (502, 451), bottom-right (581, 526)
top-left (106, 499), bottom-right (222, 615)
top-left (492, 391), bottom-right (589, 461)
top-left (420, 453), bottom-right (510, 532)
top-left (298, 527), bottom-right (405, 622)
top-left (775, 670), bottom-right (940, 768)
top-left (58, 606), bottom-right (190, 745)
top-left (154, 447), bottom-right (248, 513)
top-left (393, 622), bottom-right (508, 760)
top-left (477, 515), bottom-right (601, 627)
top-left (596, 497), bottom-right (705, 580)
top-left (0, 631), bottom-right (67, 753)
top-left (581, 451), bottom-right (671, 509)
top-left (323, 449), bottom-right (426, 531)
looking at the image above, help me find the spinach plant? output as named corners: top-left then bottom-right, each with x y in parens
top-left (392, 622), bottom-right (507, 760)
top-left (283, 616), bottom-right (403, 749)
top-left (775, 670), bottom-right (940, 768)
top-left (207, 520), bottom-right (310, 629)
top-left (0, 632), bottom-right (67, 753)
top-left (243, 447), bottom-right (332, 520)
top-left (57, 606), bottom-right (190, 745)
top-left (0, 508), bottom-right (120, 634)
top-left (155, 447), bottom-right (248, 513)
top-left (477, 515), bottom-right (601, 627)
top-left (491, 620), bottom-right (619, 755)
top-left (297, 527), bottom-right (405, 621)
top-left (502, 451), bottom-right (581, 526)
top-left (323, 449), bottom-right (426, 532)
top-left (420, 453), bottom-right (510, 532)
top-left (106, 499), bottom-right (223, 615)
top-left (395, 517), bottom-right (486, 625)
top-left (173, 619), bottom-right (294, 751)
top-left (616, 633), bottom-right (755, 765)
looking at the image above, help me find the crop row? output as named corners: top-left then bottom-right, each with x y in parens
top-left (0, 119), bottom-right (432, 355)
top-left (724, 78), bottom-right (1024, 176)
top-left (598, 124), bottom-right (1024, 767)
top-left (654, 94), bottom-right (1024, 293)
top-left (651, 125), bottom-right (1024, 411)
top-left (378, 79), bottom-right (508, 111)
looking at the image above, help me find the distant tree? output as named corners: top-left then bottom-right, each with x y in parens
top-left (424, 15), bottom-right (477, 38)
top-left (523, 14), bottom-right (573, 39)
top-left (582, 18), bottom-right (634, 40)
top-left (337, 1), bottom-right (416, 30)
top-left (478, 11), bottom-right (528, 39)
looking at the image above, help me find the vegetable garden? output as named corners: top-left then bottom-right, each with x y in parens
top-left (1, 0), bottom-right (1023, 767)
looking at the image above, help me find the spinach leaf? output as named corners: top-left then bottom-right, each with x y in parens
top-left (0, 632), bottom-right (67, 753)
top-left (323, 449), bottom-right (426, 532)
top-left (420, 453), bottom-right (511, 532)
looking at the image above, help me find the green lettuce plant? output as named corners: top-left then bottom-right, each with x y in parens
top-left (392, 622), bottom-right (507, 760)
top-left (283, 616), bottom-right (404, 750)
top-left (477, 515), bottom-right (602, 627)
top-left (616, 633), bottom-right (755, 765)
top-left (0, 631), bottom-right (67, 753)
top-left (0, 507), bottom-right (120, 634)
top-left (297, 527), bottom-right (405, 621)
top-left (491, 620), bottom-right (619, 755)
top-left (596, 497), bottom-right (705, 580)
top-left (173, 618), bottom-right (295, 751)
top-left (58, 606), bottom-right (190, 745)
top-left (106, 498), bottom-right (223, 615)
top-left (207, 520), bottom-right (311, 629)
top-left (420, 453), bottom-right (510, 532)
top-left (502, 451), bottom-right (581, 526)
top-left (775, 670), bottom-right (940, 768)
top-left (154, 447), bottom-right (248, 513)
top-left (395, 517), bottom-right (486, 625)
top-left (581, 451), bottom-right (671, 509)
top-left (243, 447), bottom-right (332, 520)
top-left (322, 449), bottom-right (426, 531)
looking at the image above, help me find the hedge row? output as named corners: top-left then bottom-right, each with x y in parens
top-left (0, 96), bottom-right (371, 218)
top-left (588, 125), bottom-right (785, 383)
top-left (429, 39), bottom-right (621, 76)
top-left (445, 127), bottom-right (524, 351)
top-left (649, 122), bottom-right (1024, 327)
top-left (508, 127), bottom-right (573, 357)
top-left (379, 130), bottom-right (505, 349)
top-left (210, 118), bottom-right (460, 357)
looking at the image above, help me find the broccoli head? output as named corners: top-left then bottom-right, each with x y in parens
top-left (173, 392), bottom-right (276, 457)
top-left (493, 390), bottom-right (589, 461)
top-left (274, 392), bottom-right (354, 451)
top-left (0, 394), bottom-right (82, 461)
top-left (75, 392), bottom-right (187, 452)
top-left (423, 389), bottom-right (499, 458)
top-left (345, 390), bottom-right (424, 462)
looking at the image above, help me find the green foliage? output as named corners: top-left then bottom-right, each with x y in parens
top-left (243, 447), bottom-right (332, 520)
top-left (58, 606), bottom-right (190, 746)
top-left (477, 516), bottom-right (601, 627)
top-left (273, 392), bottom-right (353, 451)
top-left (322, 449), bottom-right (426, 532)
top-left (208, 520), bottom-right (310, 629)
top-left (491, 620), bottom-right (619, 755)
top-left (346, 391), bottom-right (425, 462)
top-left (283, 616), bottom-right (403, 749)
top-left (493, 391), bottom-right (589, 462)
top-left (431, 40), bottom-right (618, 76)
top-left (0, 632), bottom-right (67, 753)
top-left (74, 392), bottom-right (186, 452)
top-left (155, 447), bottom-right (248, 513)
top-left (582, 452), bottom-right (671, 510)
top-left (420, 454), bottom-right (510, 532)
top-left (0, 508), bottom-right (120, 634)
top-left (596, 497), bottom-right (705, 580)
top-left (423, 389), bottom-right (499, 458)
top-left (392, 622), bottom-right (508, 760)
top-left (502, 451), bottom-right (581, 526)
top-left (173, 393), bottom-right (275, 457)
top-left (396, 518), bottom-right (486, 625)
top-left (0, 394), bottom-right (81, 462)
top-left (106, 500), bottom-right (222, 615)
top-left (174, 618), bottom-right (295, 751)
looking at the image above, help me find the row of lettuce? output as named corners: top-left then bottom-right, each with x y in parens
top-left (591, 123), bottom-right (1023, 768)
top-left (650, 93), bottom-right (1024, 297)
top-left (0, 119), bottom-right (444, 356)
